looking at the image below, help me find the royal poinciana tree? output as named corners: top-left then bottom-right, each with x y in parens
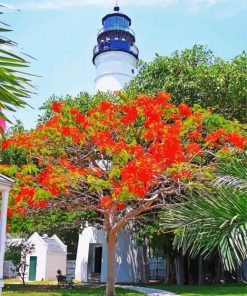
top-left (0, 92), bottom-right (246, 296)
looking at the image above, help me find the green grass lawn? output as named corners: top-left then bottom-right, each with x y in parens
top-left (3, 283), bottom-right (247, 296)
top-left (151, 284), bottom-right (247, 296)
top-left (2, 285), bottom-right (145, 296)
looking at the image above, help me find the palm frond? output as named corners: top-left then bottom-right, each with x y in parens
top-left (213, 153), bottom-right (247, 192)
top-left (0, 6), bottom-right (35, 126)
top-left (163, 187), bottom-right (247, 272)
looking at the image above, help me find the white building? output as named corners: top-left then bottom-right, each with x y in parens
top-left (93, 5), bottom-right (139, 92)
top-left (75, 226), bottom-right (145, 283)
top-left (75, 5), bottom-right (143, 283)
top-left (26, 233), bottom-right (67, 281)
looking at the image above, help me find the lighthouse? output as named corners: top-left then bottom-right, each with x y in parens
top-left (75, 6), bottom-right (145, 284)
top-left (93, 5), bottom-right (139, 92)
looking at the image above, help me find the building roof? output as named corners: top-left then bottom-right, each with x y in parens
top-left (28, 232), bottom-right (67, 254)
top-left (42, 237), bottom-right (65, 253)
top-left (0, 173), bottom-right (15, 188)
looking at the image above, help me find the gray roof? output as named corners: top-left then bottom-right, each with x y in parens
top-left (42, 238), bottom-right (65, 253)
top-left (0, 174), bottom-right (15, 186)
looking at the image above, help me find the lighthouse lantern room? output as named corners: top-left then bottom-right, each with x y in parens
top-left (93, 5), bottom-right (139, 92)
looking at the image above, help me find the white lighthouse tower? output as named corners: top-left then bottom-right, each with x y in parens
top-left (75, 6), bottom-right (145, 284)
top-left (93, 5), bottom-right (139, 92)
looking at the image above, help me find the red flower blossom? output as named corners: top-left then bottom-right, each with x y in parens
top-left (48, 185), bottom-right (61, 196)
top-left (44, 115), bottom-right (60, 128)
top-left (92, 130), bottom-right (115, 149)
top-left (28, 200), bottom-right (35, 207)
top-left (70, 107), bottom-right (80, 116)
top-left (117, 203), bottom-right (126, 210)
top-left (98, 101), bottom-right (113, 111)
top-left (178, 103), bottom-right (192, 117)
top-left (188, 130), bottom-right (201, 139)
top-left (172, 169), bottom-right (191, 181)
top-left (17, 208), bottom-right (26, 216)
top-left (13, 195), bottom-right (22, 204)
top-left (156, 91), bottom-right (171, 105)
top-left (20, 186), bottom-right (37, 199)
top-left (121, 160), bottom-right (153, 185)
top-left (171, 114), bottom-right (180, 121)
top-left (61, 126), bottom-right (71, 136)
top-left (127, 183), bottom-right (148, 198)
top-left (186, 142), bottom-right (202, 155)
top-left (7, 209), bottom-right (13, 218)
top-left (205, 128), bottom-right (224, 143)
top-left (36, 200), bottom-right (48, 208)
top-left (225, 132), bottom-right (246, 149)
top-left (100, 196), bottom-right (113, 209)
top-left (52, 102), bottom-right (64, 113)
top-left (120, 105), bottom-right (138, 125)
top-left (1, 140), bottom-right (9, 150)
top-left (75, 113), bottom-right (88, 128)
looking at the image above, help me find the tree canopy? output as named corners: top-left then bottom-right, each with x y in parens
top-left (0, 92), bottom-right (246, 295)
top-left (126, 45), bottom-right (247, 122)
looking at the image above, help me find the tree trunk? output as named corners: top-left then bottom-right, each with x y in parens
top-left (140, 239), bottom-right (149, 283)
top-left (212, 253), bottom-right (224, 284)
top-left (175, 255), bottom-right (184, 285)
top-left (21, 277), bottom-right (25, 286)
top-left (236, 265), bottom-right (244, 283)
top-left (198, 256), bottom-right (204, 285)
top-left (105, 231), bottom-right (117, 296)
top-left (164, 253), bottom-right (176, 284)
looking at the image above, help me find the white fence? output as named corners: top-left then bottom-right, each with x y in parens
top-left (148, 257), bottom-right (165, 280)
top-left (3, 261), bottom-right (17, 278)
top-left (66, 260), bottom-right (76, 279)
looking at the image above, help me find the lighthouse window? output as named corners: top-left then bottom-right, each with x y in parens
top-left (104, 16), bottom-right (129, 31)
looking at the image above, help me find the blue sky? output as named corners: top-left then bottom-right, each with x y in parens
top-left (3, 0), bottom-right (247, 129)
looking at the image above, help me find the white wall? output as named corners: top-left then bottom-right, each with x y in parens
top-left (75, 226), bottom-right (142, 283)
top-left (114, 230), bottom-right (140, 283)
top-left (75, 227), bottom-right (105, 282)
top-left (94, 51), bottom-right (137, 92)
top-left (26, 234), bottom-right (47, 281)
top-left (26, 233), bottom-right (67, 281)
top-left (45, 253), bottom-right (67, 280)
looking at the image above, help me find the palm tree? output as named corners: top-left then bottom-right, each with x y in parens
top-left (163, 153), bottom-right (247, 272)
top-left (0, 5), bottom-right (34, 126)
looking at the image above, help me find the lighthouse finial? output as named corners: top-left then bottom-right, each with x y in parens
top-left (114, 0), bottom-right (120, 11)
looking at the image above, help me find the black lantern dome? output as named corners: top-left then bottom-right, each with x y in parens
top-left (93, 6), bottom-right (139, 64)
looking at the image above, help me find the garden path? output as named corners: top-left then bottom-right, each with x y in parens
top-left (118, 285), bottom-right (179, 296)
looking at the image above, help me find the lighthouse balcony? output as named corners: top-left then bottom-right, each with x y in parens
top-left (93, 40), bottom-right (139, 63)
top-left (97, 27), bottom-right (135, 44)
top-left (98, 26), bottom-right (135, 37)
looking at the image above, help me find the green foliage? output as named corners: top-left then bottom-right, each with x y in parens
top-left (4, 245), bottom-right (21, 267)
top-left (37, 91), bottom-right (114, 124)
top-left (0, 7), bottom-right (35, 124)
top-left (126, 45), bottom-right (247, 122)
top-left (5, 239), bottom-right (35, 285)
top-left (0, 120), bottom-right (28, 166)
top-left (163, 153), bottom-right (247, 272)
top-left (214, 153), bottom-right (247, 192)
